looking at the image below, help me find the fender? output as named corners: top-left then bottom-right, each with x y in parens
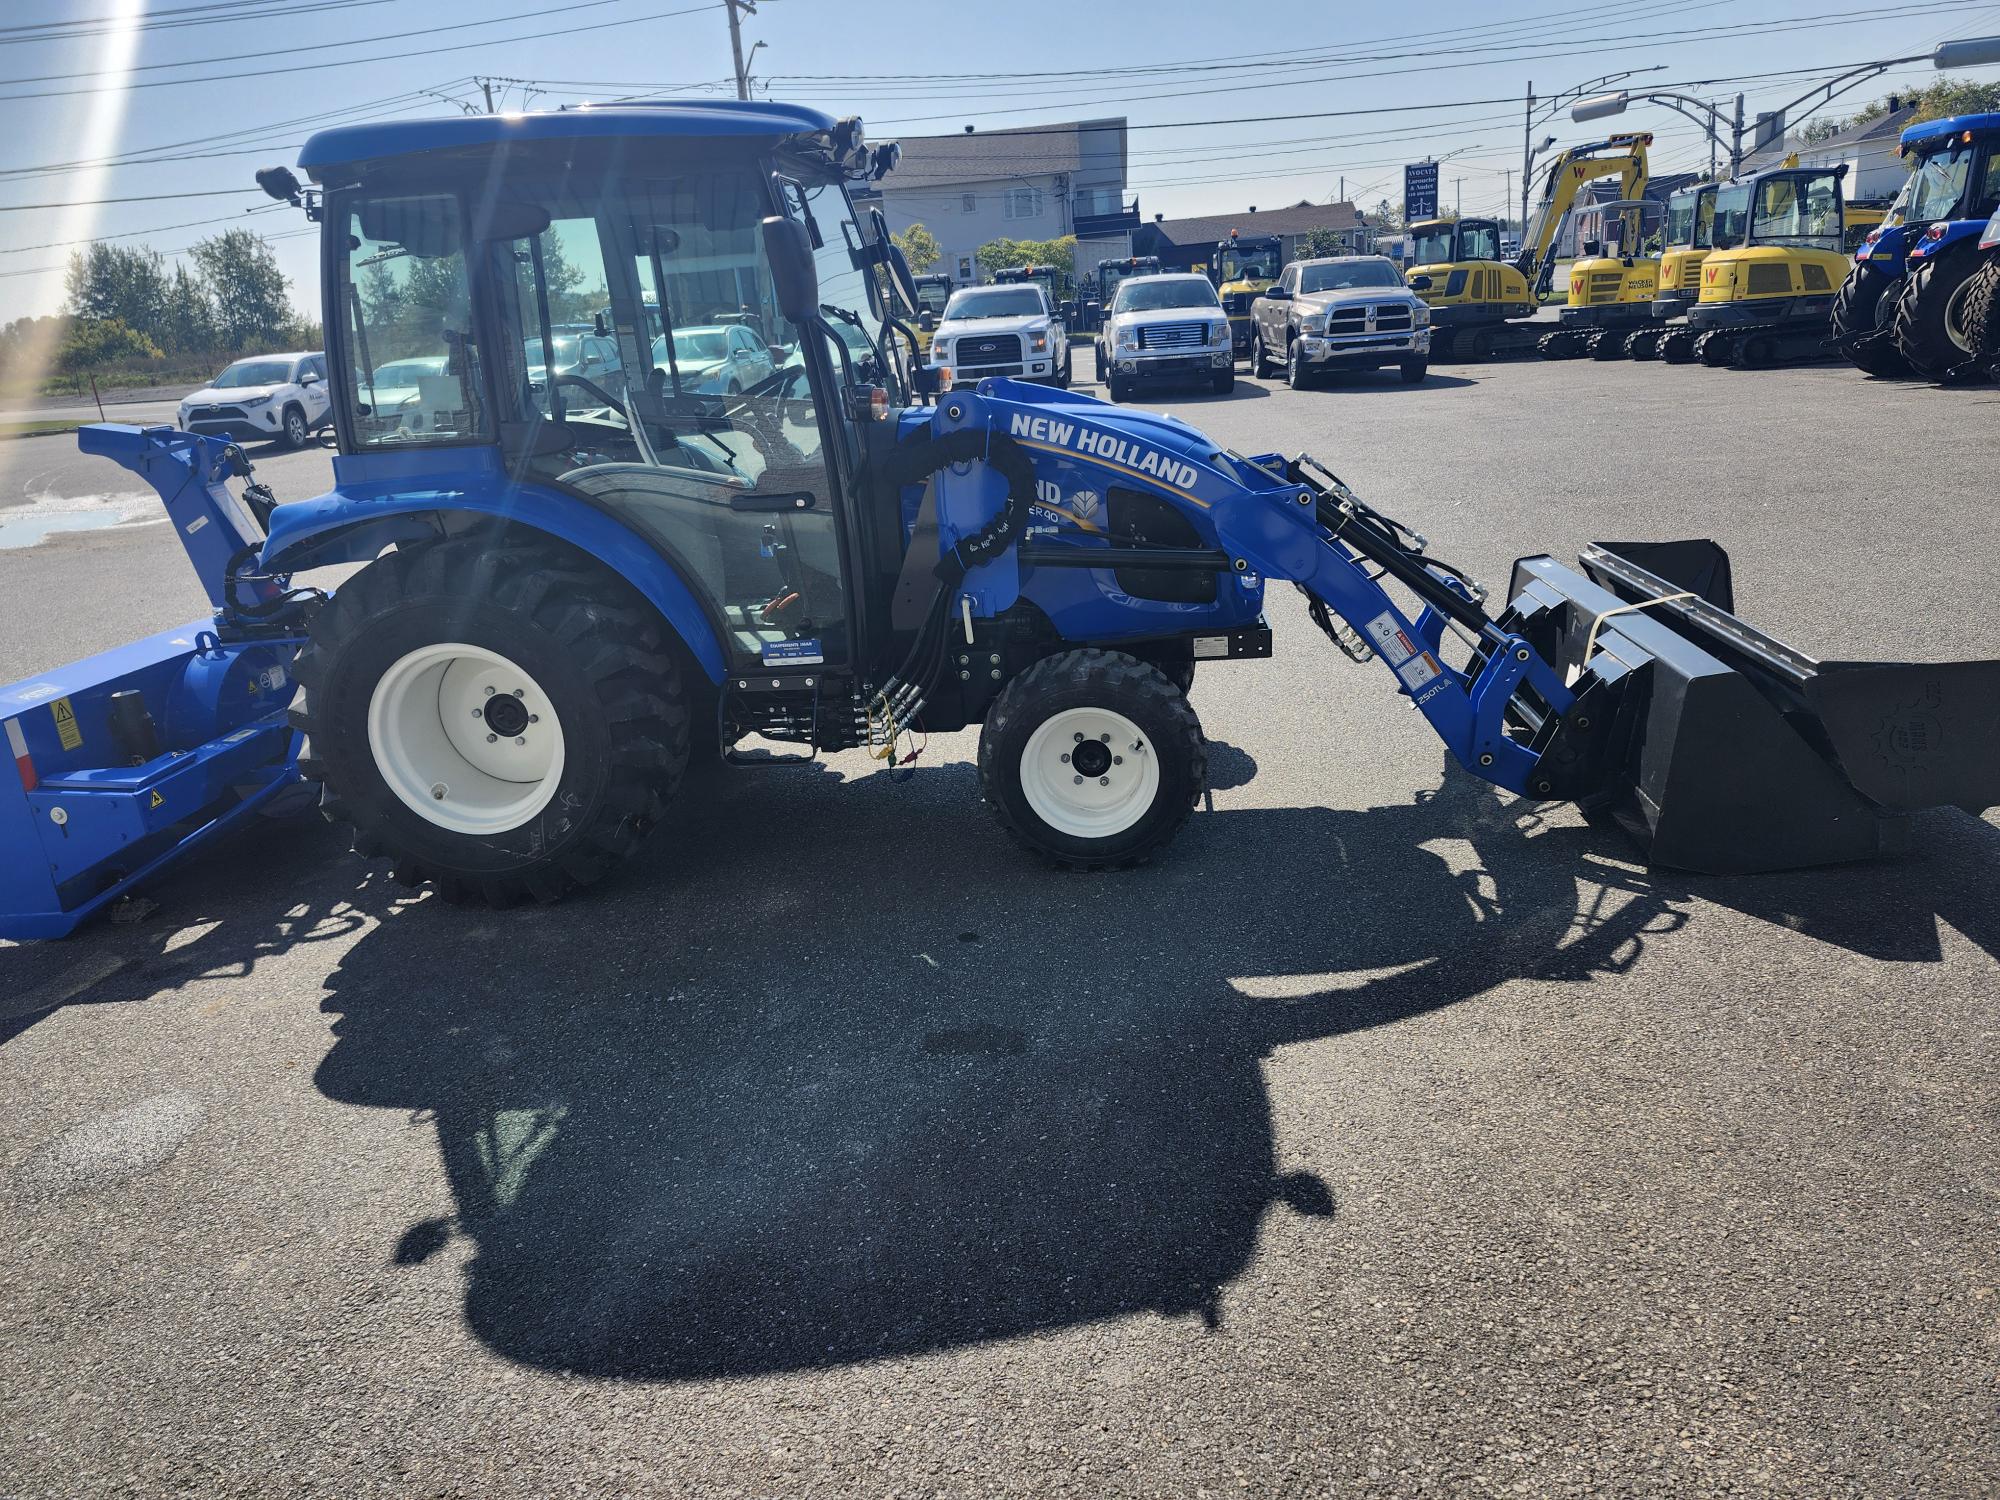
top-left (1905, 217), bottom-right (1991, 267)
top-left (261, 445), bottom-right (728, 683)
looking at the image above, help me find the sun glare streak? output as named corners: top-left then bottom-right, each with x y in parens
top-left (5, 0), bottom-right (149, 499)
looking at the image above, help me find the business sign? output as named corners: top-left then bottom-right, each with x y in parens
top-left (1404, 161), bottom-right (1440, 220)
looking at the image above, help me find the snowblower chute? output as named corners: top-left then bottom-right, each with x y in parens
top-left (1505, 539), bottom-right (2000, 873)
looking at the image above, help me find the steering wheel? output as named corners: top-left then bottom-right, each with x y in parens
top-left (549, 372), bottom-right (624, 411)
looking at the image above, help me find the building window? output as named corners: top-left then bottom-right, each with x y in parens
top-left (957, 255), bottom-right (973, 281)
top-left (1003, 187), bottom-right (1043, 221)
top-left (961, 193), bottom-right (977, 213)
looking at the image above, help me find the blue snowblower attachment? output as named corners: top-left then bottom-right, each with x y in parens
top-left (0, 427), bottom-right (304, 938)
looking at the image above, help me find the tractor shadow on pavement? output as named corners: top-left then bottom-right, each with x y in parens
top-left (298, 759), bottom-right (1697, 1380)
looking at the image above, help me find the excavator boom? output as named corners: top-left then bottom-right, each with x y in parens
top-left (1518, 134), bottom-right (1652, 293)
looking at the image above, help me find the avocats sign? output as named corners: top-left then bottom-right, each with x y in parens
top-left (1404, 161), bottom-right (1440, 219)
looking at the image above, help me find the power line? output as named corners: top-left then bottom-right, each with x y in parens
top-left (0, 1), bottom-right (725, 102)
top-left (0, 0), bottom-right (394, 46)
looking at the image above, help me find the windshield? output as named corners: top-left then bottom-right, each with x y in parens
top-left (371, 359), bottom-right (442, 386)
top-left (1906, 144), bottom-right (1973, 223)
top-left (945, 288), bottom-right (1044, 319)
top-left (213, 360), bottom-right (292, 388)
top-left (1664, 193), bottom-right (1698, 248)
top-left (1750, 172), bottom-right (1842, 248)
top-left (523, 336), bottom-right (580, 369)
top-left (915, 281), bottom-right (952, 314)
top-left (1411, 227), bottom-right (1455, 264)
top-left (1220, 247), bottom-right (1279, 281)
top-left (1712, 184), bottom-right (1751, 248)
top-left (656, 329), bottom-right (730, 362)
top-left (1112, 278), bottom-right (1219, 313)
top-left (1298, 260), bottom-right (1402, 292)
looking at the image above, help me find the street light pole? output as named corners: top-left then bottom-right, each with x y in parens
top-left (725, 0), bottom-right (758, 102)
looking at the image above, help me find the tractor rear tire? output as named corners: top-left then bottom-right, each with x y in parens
top-left (1963, 256), bottom-right (2000, 362)
top-left (978, 648), bottom-right (1205, 871)
top-left (1892, 247), bottom-right (1983, 379)
top-left (1834, 268), bottom-right (1910, 376)
top-left (290, 537), bottom-right (689, 905)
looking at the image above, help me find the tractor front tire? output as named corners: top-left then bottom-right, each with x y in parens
top-left (291, 538), bottom-right (689, 905)
top-left (1963, 256), bottom-right (2000, 363)
top-left (978, 649), bottom-right (1205, 870)
top-left (1892, 247), bottom-right (1983, 379)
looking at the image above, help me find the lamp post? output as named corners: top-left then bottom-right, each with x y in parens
top-left (1571, 36), bottom-right (2000, 177)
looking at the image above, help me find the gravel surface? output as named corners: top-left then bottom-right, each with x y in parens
top-left (1, 351), bottom-right (1995, 1498)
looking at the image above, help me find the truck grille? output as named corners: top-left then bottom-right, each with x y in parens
top-left (957, 333), bottom-right (1022, 364)
top-left (187, 405), bottom-right (247, 421)
top-left (1138, 322), bottom-right (1207, 349)
top-left (1324, 305), bottom-right (1414, 334)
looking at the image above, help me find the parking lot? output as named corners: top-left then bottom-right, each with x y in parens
top-left (3, 349), bottom-right (1997, 1497)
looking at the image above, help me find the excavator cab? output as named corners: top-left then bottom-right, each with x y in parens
top-left (1405, 217), bottom-right (1535, 359)
top-left (1214, 232), bottom-right (1284, 356)
top-left (1545, 199), bottom-right (1660, 360)
top-left (1689, 165), bottom-right (1848, 367)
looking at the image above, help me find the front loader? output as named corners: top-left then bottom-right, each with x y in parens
top-left (4, 102), bottom-right (1997, 939)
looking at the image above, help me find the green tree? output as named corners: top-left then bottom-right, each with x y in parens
top-left (1302, 228), bottom-right (1348, 258)
top-left (55, 317), bottom-right (162, 375)
top-left (190, 229), bottom-right (292, 349)
top-left (63, 243), bottom-right (169, 332)
top-left (892, 222), bottom-right (942, 273)
top-left (975, 234), bottom-right (1076, 282)
top-left (159, 263), bottom-right (214, 355)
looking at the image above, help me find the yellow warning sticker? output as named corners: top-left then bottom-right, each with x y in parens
top-left (149, 790), bottom-right (165, 810)
top-left (51, 697), bottom-right (82, 752)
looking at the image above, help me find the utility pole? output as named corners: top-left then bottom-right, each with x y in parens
top-left (1730, 92), bottom-right (1745, 176)
top-left (1454, 177), bottom-right (1462, 217)
top-left (1521, 82), bottom-right (1534, 232)
top-left (725, 0), bottom-right (758, 101)
top-left (479, 77), bottom-right (496, 114)
top-left (1502, 169), bottom-right (1511, 228)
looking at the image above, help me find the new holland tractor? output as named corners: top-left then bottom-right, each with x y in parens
top-left (3, 102), bottom-right (1997, 939)
top-left (1213, 231), bottom-right (1283, 359)
top-left (1684, 164), bottom-right (1850, 368)
top-left (1832, 112), bottom-right (2000, 378)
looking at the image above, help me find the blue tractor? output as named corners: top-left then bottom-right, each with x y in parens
top-left (4, 103), bottom-right (1998, 938)
top-left (1832, 112), bottom-right (2000, 379)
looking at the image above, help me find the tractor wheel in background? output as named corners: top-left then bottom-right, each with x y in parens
top-left (1399, 358), bottom-right (1428, 383)
top-left (1962, 256), bottom-right (2000, 363)
top-left (280, 404), bottom-right (309, 448)
top-left (291, 537), bottom-right (689, 905)
top-left (1286, 339), bottom-right (1314, 389)
top-left (978, 648), bottom-right (1205, 870)
top-left (1892, 247), bottom-right (1983, 379)
top-left (1835, 268), bottom-right (1911, 376)
top-left (1249, 330), bottom-right (1273, 377)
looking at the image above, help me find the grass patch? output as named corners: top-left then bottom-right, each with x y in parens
top-left (0, 417), bottom-right (83, 440)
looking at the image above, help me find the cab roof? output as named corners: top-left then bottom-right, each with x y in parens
top-left (1898, 112), bottom-right (2000, 153)
top-left (298, 100), bottom-right (840, 175)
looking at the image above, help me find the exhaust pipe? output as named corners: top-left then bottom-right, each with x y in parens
top-left (1503, 540), bottom-right (2000, 874)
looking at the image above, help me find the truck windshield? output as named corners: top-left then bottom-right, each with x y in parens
top-left (1750, 173), bottom-right (1842, 249)
top-left (214, 360), bottom-right (293, 388)
top-left (945, 288), bottom-right (1044, 319)
top-left (1113, 279), bottom-right (1219, 312)
top-left (1298, 260), bottom-right (1401, 291)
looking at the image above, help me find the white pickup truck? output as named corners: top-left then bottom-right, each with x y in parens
top-left (925, 283), bottom-right (1071, 391)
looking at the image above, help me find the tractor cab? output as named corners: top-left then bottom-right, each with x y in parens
top-left (301, 105), bottom-right (921, 701)
top-left (1213, 232), bottom-right (1282, 355)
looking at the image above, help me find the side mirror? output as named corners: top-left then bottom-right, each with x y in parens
top-left (1264, 284), bottom-right (1290, 300)
top-left (871, 208), bottom-right (918, 316)
top-left (1409, 275), bottom-right (1433, 292)
top-left (761, 216), bottom-right (819, 326)
top-left (919, 309), bottom-right (935, 332)
top-left (299, 370), bottom-right (320, 385)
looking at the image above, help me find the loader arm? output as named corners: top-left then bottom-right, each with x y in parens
top-left (1517, 134), bottom-right (1653, 291)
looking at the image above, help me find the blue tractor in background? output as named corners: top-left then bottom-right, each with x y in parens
top-left (4, 102), bottom-right (1998, 938)
top-left (1832, 112), bottom-right (2000, 379)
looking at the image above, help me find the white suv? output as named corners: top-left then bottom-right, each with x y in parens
top-left (927, 284), bottom-right (1071, 390)
top-left (178, 351), bottom-right (331, 448)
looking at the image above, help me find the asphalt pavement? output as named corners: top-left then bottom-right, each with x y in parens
top-left (1, 351), bottom-right (1996, 1498)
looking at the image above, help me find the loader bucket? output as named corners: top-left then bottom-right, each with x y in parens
top-left (1504, 540), bottom-right (2000, 875)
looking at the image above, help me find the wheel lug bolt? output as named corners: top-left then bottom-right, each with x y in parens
top-left (1100, 733), bottom-right (1111, 742)
top-left (472, 709), bottom-right (482, 717)
top-left (1113, 755), bottom-right (1123, 765)
top-left (1073, 774), bottom-right (1083, 785)
top-left (1099, 776), bottom-right (1109, 786)
top-left (1060, 752), bottom-right (1070, 763)
top-left (528, 714), bottom-right (539, 724)
top-left (486, 733), bottom-right (497, 743)
top-left (516, 737), bottom-right (526, 746)
top-left (484, 686), bottom-right (495, 696)
top-left (513, 688), bottom-right (525, 697)
top-left (430, 784), bottom-right (446, 799)
top-left (1073, 731), bottom-right (1084, 742)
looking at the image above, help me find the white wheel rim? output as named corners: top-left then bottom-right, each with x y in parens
top-left (1018, 706), bottom-right (1161, 841)
top-left (367, 643), bottom-right (566, 835)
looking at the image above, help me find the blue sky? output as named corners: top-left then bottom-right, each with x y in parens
top-left (3, 0), bottom-right (1998, 326)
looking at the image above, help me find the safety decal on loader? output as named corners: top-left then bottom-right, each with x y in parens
top-left (51, 697), bottom-right (82, 752)
top-left (1396, 652), bottom-right (1442, 693)
top-left (1364, 611), bottom-right (1419, 665)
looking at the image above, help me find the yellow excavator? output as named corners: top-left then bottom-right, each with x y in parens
top-left (1686, 163), bottom-right (1852, 368)
top-left (1633, 181), bottom-right (1718, 360)
top-left (1407, 133), bottom-right (1652, 360)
